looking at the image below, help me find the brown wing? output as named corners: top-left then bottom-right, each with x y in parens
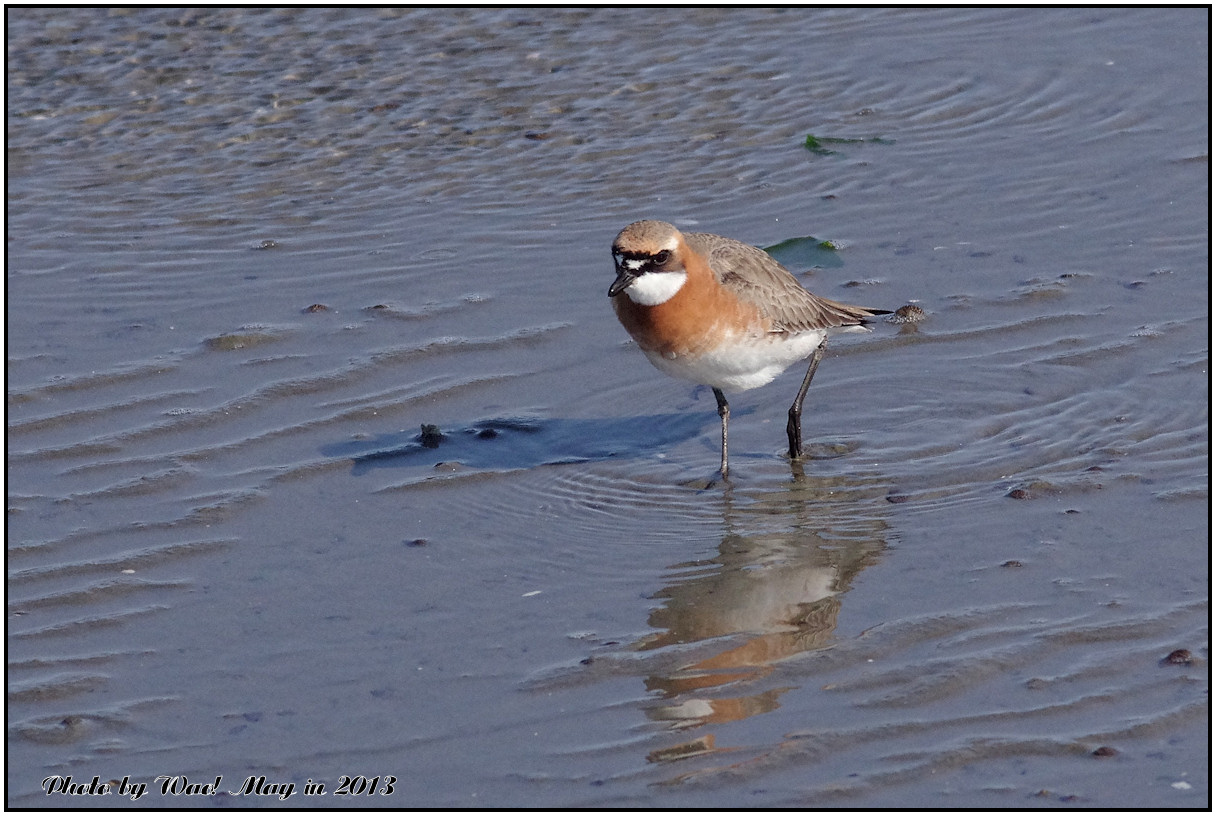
top-left (684, 232), bottom-right (889, 333)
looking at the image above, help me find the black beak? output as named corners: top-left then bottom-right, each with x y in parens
top-left (608, 265), bottom-right (636, 297)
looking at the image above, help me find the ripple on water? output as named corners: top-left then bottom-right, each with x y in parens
top-left (7, 267), bottom-right (573, 756)
top-left (645, 596), bottom-right (1207, 799)
top-left (5, 6), bottom-right (1207, 807)
top-left (842, 297), bottom-right (1207, 515)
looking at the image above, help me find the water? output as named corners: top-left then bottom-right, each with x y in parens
top-left (7, 7), bottom-right (1208, 808)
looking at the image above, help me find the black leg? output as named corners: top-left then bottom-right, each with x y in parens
top-left (713, 387), bottom-right (730, 477)
top-left (787, 339), bottom-right (827, 460)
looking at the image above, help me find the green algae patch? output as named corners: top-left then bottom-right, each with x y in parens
top-left (763, 235), bottom-right (845, 270)
top-left (804, 133), bottom-right (893, 155)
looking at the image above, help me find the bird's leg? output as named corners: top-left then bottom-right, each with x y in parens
top-left (787, 339), bottom-right (827, 460)
top-left (713, 387), bottom-right (730, 478)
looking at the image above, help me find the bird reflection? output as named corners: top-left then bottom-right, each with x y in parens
top-left (639, 473), bottom-right (888, 763)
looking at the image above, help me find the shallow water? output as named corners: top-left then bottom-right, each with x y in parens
top-left (7, 7), bottom-right (1208, 808)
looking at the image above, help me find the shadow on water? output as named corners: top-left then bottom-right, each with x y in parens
top-left (322, 410), bottom-right (753, 475)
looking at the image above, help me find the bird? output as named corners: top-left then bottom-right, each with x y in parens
top-left (608, 220), bottom-right (889, 477)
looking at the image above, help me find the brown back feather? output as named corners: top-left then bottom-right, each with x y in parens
top-left (684, 232), bottom-right (889, 333)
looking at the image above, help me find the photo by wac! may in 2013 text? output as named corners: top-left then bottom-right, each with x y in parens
top-left (42, 773), bottom-right (396, 802)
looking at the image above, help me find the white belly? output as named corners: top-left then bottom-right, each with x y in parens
top-left (643, 329), bottom-right (828, 393)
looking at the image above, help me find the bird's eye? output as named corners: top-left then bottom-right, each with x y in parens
top-left (653, 250), bottom-right (671, 265)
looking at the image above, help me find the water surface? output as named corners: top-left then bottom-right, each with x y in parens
top-left (8, 7), bottom-right (1208, 808)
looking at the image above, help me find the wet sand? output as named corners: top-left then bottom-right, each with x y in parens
top-left (8, 7), bottom-right (1208, 808)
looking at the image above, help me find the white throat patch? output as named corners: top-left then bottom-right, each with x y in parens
top-left (624, 271), bottom-right (687, 306)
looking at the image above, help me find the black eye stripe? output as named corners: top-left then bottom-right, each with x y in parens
top-left (613, 250), bottom-right (670, 263)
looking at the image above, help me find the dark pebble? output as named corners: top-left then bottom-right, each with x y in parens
top-left (1160, 649), bottom-right (1193, 666)
top-left (302, 303), bottom-right (329, 313)
top-left (1001, 560), bottom-right (1023, 568)
top-left (419, 424), bottom-right (444, 447)
top-left (477, 428), bottom-right (499, 439)
top-left (405, 539), bottom-right (428, 548)
top-left (1007, 488), bottom-right (1031, 499)
top-left (887, 304), bottom-right (927, 324)
top-left (886, 493), bottom-right (909, 504)
top-left (1092, 746), bottom-right (1118, 757)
